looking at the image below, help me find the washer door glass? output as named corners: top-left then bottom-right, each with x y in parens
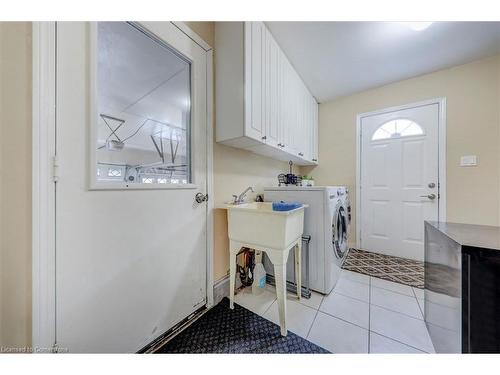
top-left (332, 204), bottom-right (348, 259)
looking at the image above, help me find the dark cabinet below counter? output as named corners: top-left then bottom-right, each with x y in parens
top-left (425, 221), bottom-right (500, 353)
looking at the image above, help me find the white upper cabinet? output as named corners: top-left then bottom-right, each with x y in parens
top-left (215, 22), bottom-right (318, 166)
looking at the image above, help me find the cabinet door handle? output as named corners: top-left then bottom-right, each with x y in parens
top-left (312, 158), bottom-right (317, 162)
top-left (298, 152), bottom-right (304, 156)
top-left (261, 136), bottom-right (267, 140)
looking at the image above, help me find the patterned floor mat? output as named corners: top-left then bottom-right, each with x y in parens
top-left (342, 248), bottom-right (424, 288)
top-left (155, 297), bottom-right (329, 354)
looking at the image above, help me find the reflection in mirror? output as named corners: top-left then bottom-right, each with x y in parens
top-left (95, 22), bottom-right (191, 186)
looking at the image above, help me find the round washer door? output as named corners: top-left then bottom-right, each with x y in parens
top-left (332, 201), bottom-right (348, 259)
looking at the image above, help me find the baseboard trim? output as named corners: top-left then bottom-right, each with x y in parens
top-left (139, 305), bottom-right (207, 353)
top-left (213, 275), bottom-right (229, 305)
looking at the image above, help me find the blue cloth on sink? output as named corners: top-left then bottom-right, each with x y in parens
top-left (272, 201), bottom-right (302, 211)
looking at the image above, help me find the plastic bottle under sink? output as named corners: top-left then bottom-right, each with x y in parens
top-left (252, 263), bottom-right (266, 295)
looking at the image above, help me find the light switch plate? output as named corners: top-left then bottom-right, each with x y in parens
top-left (460, 155), bottom-right (477, 166)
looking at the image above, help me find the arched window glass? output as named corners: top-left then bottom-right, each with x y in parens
top-left (372, 119), bottom-right (424, 141)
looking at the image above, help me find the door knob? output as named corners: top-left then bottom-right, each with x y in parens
top-left (420, 193), bottom-right (436, 200)
top-left (195, 192), bottom-right (208, 203)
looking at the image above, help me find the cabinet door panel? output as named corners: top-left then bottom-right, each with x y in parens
top-left (282, 59), bottom-right (297, 154)
top-left (278, 50), bottom-right (285, 147)
top-left (304, 95), bottom-right (315, 162)
top-left (297, 80), bottom-right (306, 159)
top-left (312, 99), bottom-right (319, 163)
top-left (291, 70), bottom-right (301, 155)
top-left (303, 92), bottom-right (312, 161)
top-left (245, 22), bottom-right (265, 141)
top-left (264, 29), bottom-right (280, 148)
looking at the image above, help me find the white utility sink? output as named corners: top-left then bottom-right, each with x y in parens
top-left (225, 201), bottom-right (306, 336)
top-left (226, 202), bottom-right (305, 250)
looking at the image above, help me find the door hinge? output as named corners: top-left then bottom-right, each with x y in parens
top-left (52, 155), bottom-right (59, 182)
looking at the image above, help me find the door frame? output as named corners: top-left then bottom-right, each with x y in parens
top-left (32, 21), bottom-right (214, 350)
top-left (355, 98), bottom-right (447, 250)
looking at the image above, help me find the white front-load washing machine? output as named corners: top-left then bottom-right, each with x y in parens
top-left (263, 186), bottom-right (350, 294)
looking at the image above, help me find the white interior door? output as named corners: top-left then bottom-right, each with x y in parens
top-left (360, 103), bottom-right (440, 261)
top-left (55, 22), bottom-right (209, 352)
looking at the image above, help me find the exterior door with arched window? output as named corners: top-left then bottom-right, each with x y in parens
top-left (359, 103), bottom-right (440, 261)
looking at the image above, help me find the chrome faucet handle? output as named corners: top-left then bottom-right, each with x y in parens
top-left (232, 194), bottom-right (239, 203)
top-left (237, 187), bottom-right (254, 202)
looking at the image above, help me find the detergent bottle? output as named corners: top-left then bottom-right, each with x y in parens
top-left (252, 261), bottom-right (266, 295)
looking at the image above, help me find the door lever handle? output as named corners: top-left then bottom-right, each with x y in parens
top-left (420, 193), bottom-right (436, 200)
top-left (195, 192), bottom-right (209, 203)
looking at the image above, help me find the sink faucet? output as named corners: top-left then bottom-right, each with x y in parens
top-left (232, 186), bottom-right (254, 205)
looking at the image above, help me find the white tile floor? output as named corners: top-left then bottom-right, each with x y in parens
top-left (233, 269), bottom-right (435, 353)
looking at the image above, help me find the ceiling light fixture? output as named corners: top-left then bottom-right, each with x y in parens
top-left (400, 22), bottom-right (433, 31)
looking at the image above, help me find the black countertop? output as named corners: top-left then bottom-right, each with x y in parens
top-left (425, 221), bottom-right (500, 251)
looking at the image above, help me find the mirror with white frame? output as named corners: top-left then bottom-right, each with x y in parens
top-left (94, 22), bottom-right (191, 187)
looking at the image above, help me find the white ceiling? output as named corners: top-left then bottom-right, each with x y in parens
top-left (266, 22), bottom-right (500, 102)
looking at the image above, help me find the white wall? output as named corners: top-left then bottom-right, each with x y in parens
top-left (0, 22), bottom-right (32, 349)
